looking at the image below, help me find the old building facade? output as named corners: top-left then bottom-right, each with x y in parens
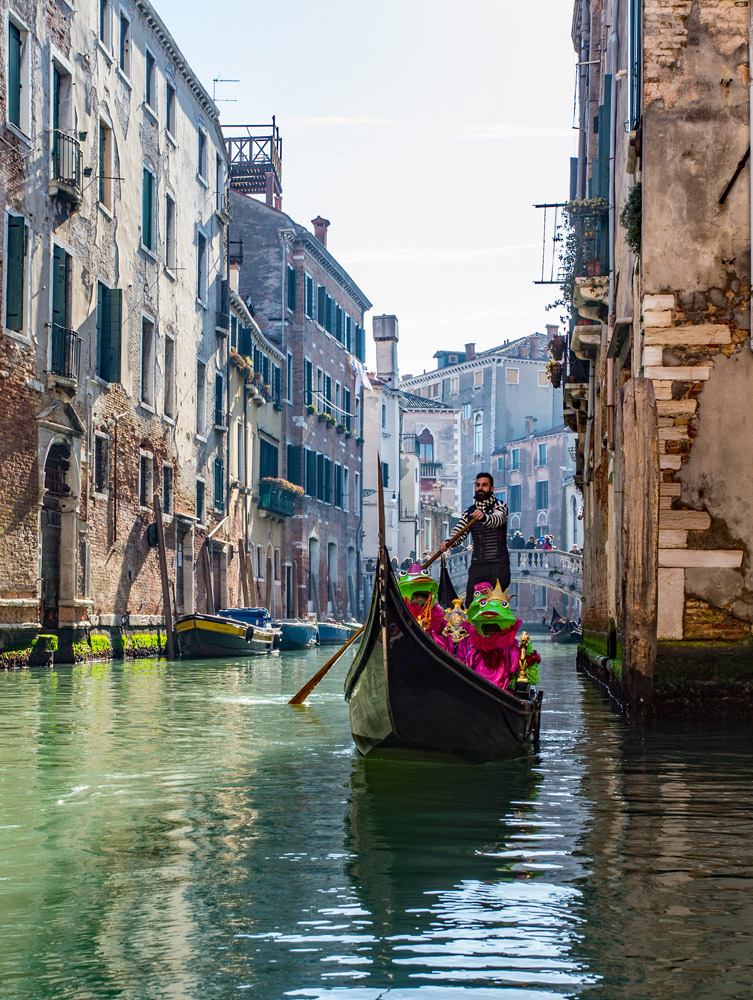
top-left (229, 195), bottom-right (371, 619)
top-left (563, 0), bottom-right (752, 709)
top-left (1, 0), bottom-right (229, 655)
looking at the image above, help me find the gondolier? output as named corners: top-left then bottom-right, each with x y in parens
top-left (440, 472), bottom-right (510, 607)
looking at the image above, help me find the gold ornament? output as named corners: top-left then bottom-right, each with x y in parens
top-left (442, 598), bottom-right (469, 642)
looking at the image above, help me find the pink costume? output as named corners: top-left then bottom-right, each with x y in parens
top-left (406, 600), bottom-right (446, 640)
top-left (465, 619), bottom-right (524, 688)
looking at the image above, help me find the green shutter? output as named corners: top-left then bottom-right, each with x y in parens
top-left (287, 265), bottom-right (296, 311)
top-left (214, 457), bottom-right (224, 511)
top-left (304, 359), bottom-right (313, 405)
top-left (98, 286), bottom-right (122, 382)
top-left (52, 245), bottom-right (69, 328)
top-left (5, 215), bottom-right (25, 331)
top-left (8, 22), bottom-right (22, 128)
top-left (239, 326), bottom-right (252, 357)
top-left (317, 285), bottom-right (326, 324)
top-left (287, 444), bottom-right (302, 487)
top-left (142, 169), bottom-right (153, 249)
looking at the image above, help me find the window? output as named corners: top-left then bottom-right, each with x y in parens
top-left (496, 489), bottom-right (506, 506)
top-left (286, 443), bottom-right (302, 487)
top-left (496, 456), bottom-right (504, 472)
top-left (474, 370), bottom-right (483, 389)
top-left (50, 245), bottom-right (72, 375)
top-left (418, 429), bottom-right (433, 462)
top-left (197, 128), bottom-right (208, 181)
top-left (511, 448), bottom-right (520, 471)
top-left (304, 274), bottom-right (314, 318)
top-left (304, 359), bottom-right (313, 406)
top-left (343, 468), bottom-right (350, 512)
top-left (214, 457), bottom-right (224, 512)
top-left (534, 585), bottom-right (547, 609)
top-left (450, 376), bottom-right (459, 394)
top-left (343, 387), bottom-right (352, 432)
top-left (536, 480), bottom-right (549, 510)
top-left (305, 447), bottom-right (316, 497)
top-left (8, 16), bottom-right (31, 135)
top-left (4, 214), bottom-right (27, 333)
top-left (94, 435), bottom-right (109, 494)
top-left (259, 438), bottom-right (279, 479)
top-left (423, 518), bottom-right (431, 551)
top-left (628, 0), bottom-right (643, 131)
top-left (538, 369), bottom-right (548, 387)
top-left (196, 360), bottom-right (207, 436)
top-left (214, 372), bottom-right (224, 427)
top-left (354, 472), bottom-right (360, 516)
top-left (145, 49), bottom-right (156, 111)
top-left (166, 80), bottom-right (176, 137)
top-left (287, 352), bottom-right (293, 402)
top-left (162, 465), bottom-right (173, 514)
top-left (98, 119), bottom-right (113, 211)
top-left (165, 193), bottom-right (176, 270)
top-left (139, 452), bottom-right (153, 507)
top-left (537, 443), bottom-right (547, 467)
top-left (119, 14), bottom-right (131, 77)
top-left (462, 402), bottom-right (471, 420)
top-left (334, 463), bottom-right (343, 508)
top-left (506, 367), bottom-right (519, 385)
top-left (196, 479), bottom-right (205, 523)
top-left (140, 316), bottom-right (156, 407)
top-left (237, 421), bottom-right (244, 482)
top-left (355, 324), bottom-right (366, 363)
top-left (273, 364), bottom-right (282, 404)
top-left (164, 336), bottom-right (175, 418)
top-left (95, 282), bottom-right (122, 382)
top-left (142, 167), bottom-right (155, 252)
top-left (381, 461), bottom-right (389, 489)
top-left (474, 413), bottom-right (483, 454)
top-left (381, 401), bottom-right (386, 430)
top-left (346, 315), bottom-right (353, 352)
top-left (509, 484), bottom-right (521, 513)
top-left (197, 230), bottom-right (207, 301)
top-left (99, 0), bottom-right (112, 50)
top-left (287, 265), bottom-right (296, 311)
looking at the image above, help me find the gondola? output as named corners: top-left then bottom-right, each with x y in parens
top-left (549, 605), bottom-right (581, 644)
top-left (343, 469), bottom-right (542, 764)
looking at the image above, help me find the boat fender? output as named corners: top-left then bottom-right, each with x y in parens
top-left (245, 626), bottom-right (255, 643)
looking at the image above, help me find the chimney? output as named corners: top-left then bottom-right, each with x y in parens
top-left (525, 416), bottom-right (537, 438)
top-left (432, 480), bottom-right (443, 505)
top-left (311, 216), bottom-right (330, 248)
top-left (529, 335), bottom-right (539, 359)
top-left (229, 260), bottom-right (240, 294)
top-left (465, 342), bottom-right (476, 361)
top-left (545, 323), bottom-right (559, 343)
top-left (373, 315), bottom-right (399, 388)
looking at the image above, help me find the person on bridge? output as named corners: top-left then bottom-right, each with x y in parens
top-left (440, 472), bottom-right (510, 608)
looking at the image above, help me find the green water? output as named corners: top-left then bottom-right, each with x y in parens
top-left (1, 643), bottom-right (752, 1000)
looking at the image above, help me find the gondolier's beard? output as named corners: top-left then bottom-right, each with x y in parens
top-left (474, 489), bottom-right (488, 502)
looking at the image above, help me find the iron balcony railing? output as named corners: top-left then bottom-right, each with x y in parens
top-left (49, 324), bottom-right (81, 380)
top-left (257, 479), bottom-right (296, 517)
top-left (420, 461), bottom-right (443, 478)
top-left (51, 130), bottom-right (83, 203)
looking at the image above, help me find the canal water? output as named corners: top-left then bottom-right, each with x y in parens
top-left (1, 640), bottom-right (752, 1000)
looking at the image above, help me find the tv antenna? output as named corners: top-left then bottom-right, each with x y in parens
top-left (213, 77), bottom-right (239, 103)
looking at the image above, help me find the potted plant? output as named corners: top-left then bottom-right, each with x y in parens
top-left (548, 334), bottom-right (566, 361)
top-left (306, 403), bottom-right (317, 415)
top-left (324, 412), bottom-right (336, 426)
top-left (355, 436), bottom-right (365, 445)
top-left (336, 423), bottom-right (345, 434)
top-left (546, 359), bottom-right (563, 389)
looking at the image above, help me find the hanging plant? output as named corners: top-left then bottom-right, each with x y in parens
top-left (546, 359), bottom-right (563, 389)
top-left (620, 182), bottom-right (642, 256)
top-left (548, 334), bottom-right (566, 361)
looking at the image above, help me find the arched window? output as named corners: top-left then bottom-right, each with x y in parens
top-left (418, 428), bottom-right (434, 462)
top-left (473, 413), bottom-right (483, 454)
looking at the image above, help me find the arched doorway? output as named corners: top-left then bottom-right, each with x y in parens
top-left (41, 441), bottom-right (75, 628)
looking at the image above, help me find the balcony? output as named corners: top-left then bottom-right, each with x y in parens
top-left (257, 478), bottom-right (299, 518)
top-left (224, 120), bottom-right (283, 204)
top-left (420, 461), bottom-right (443, 478)
top-left (215, 190), bottom-right (232, 223)
top-left (49, 131), bottom-right (83, 207)
top-left (401, 434), bottom-right (420, 455)
top-left (48, 324), bottom-right (81, 382)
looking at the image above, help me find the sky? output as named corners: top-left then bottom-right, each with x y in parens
top-left (153, 0), bottom-right (577, 376)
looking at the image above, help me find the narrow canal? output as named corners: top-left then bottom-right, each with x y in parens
top-left (1, 640), bottom-right (752, 1000)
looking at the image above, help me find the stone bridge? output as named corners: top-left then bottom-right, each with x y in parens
top-left (444, 548), bottom-right (583, 602)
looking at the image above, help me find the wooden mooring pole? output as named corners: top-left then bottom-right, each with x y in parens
top-left (620, 378), bottom-right (659, 719)
top-left (152, 494), bottom-right (176, 660)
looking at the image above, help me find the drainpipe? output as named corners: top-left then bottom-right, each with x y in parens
top-left (607, 0), bottom-right (619, 446)
top-left (750, 9), bottom-right (753, 351)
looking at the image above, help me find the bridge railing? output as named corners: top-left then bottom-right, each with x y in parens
top-left (445, 547), bottom-right (582, 586)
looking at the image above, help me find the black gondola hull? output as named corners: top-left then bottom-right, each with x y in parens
top-left (344, 558), bottom-right (541, 764)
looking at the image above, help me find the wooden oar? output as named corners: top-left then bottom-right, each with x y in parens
top-left (288, 625), bottom-right (365, 705)
top-left (422, 520), bottom-right (473, 570)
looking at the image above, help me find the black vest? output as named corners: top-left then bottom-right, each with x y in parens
top-left (469, 513), bottom-right (509, 564)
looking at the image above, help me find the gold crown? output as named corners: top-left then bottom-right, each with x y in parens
top-left (490, 580), bottom-right (509, 603)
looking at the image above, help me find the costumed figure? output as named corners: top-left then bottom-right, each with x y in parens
top-left (397, 563), bottom-right (445, 639)
top-left (462, 581), bottom-right (541, 689)
top-left (436, 598), bottom-right (474, 659)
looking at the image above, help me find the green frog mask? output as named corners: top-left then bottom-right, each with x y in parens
top-left (466, 580), bottom-right (518, 637)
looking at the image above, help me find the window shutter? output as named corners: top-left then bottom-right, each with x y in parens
top-left (218, 278), bottom-right (230, 330)
top-left (52, 245), bottom-right (69, 328)
top-left (102, 287), bottom-right (122, 382)
top-left (287, 265), bottom-right (296, 311)
top-left (142, 169), bottom-right (153, 249)
top-left (8, 23), bottom-right (22, 128)
top-left (239, 325), bottom-right (252, 357)
top-left (323, 458), bottom-right (332, 504)
top-left (335, 305), bottom-right (343, 343)
top-left (304, 359), bottom-right (313, 406)
top-left (381, 461), bottom-right (389, 489)
top-left (355, 325), bottom-right (366, 363)
top-left (317, 285), bottom-right (326, 325)
top-left (316, 453), bottom-right (325, 501)
top-left (343, 388), bottom-right (351, 431)
top-left (305, 448), bottom-right (316, 496)
top-left (5, 215), bottom-right (25, 331)
top-left (287, 444), bottom-right (302, 486)
top-left (214, 457), bottom-right (224, 511)
top-left (273, 364), bottom-right (281, 402)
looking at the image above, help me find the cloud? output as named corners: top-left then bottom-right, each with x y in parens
top-left (461, 123), bottom-right (574, 140)
top-left (341, 243), bottom-right (539, 265)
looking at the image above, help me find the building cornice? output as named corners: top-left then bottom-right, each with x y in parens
top-left (400, 352), bottom-right (545, 388)
top-left (230, 290), bottom-right (284, 362)
top-left (294, 233), bottom-right (373, 312)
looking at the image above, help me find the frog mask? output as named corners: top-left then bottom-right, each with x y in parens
top-left (397, 563), bottom-right (438, 609)
top-left (466, 580), bottom-right (518, 637)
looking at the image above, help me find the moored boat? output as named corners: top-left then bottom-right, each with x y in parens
top-left (343, 552), bottom-right (542, 764)
top-left (316, 619), bottom-right (352, 645)
top-left (273, 618), bottom-right (318, 649)
top-left (549, 605), bottom-right (581, 644)
top-left (175, 612), bottom-right (277, 658)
